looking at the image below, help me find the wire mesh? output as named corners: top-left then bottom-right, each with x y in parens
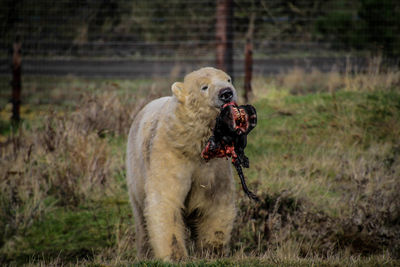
top-left (0, 0), bottom-right (399, 84)
top-left (2, 0), bottom-right (398, 58)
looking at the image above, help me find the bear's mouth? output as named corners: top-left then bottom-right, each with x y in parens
top-left (218, 88), bottom-right (234, 103)
top-left (215, 87), bottom-right (237, 108)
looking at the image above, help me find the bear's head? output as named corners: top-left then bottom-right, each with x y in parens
top-left (171, 67), bottom-right (238, 119)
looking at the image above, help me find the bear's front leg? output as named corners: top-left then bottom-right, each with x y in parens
top-left (194, 162), bottom-right (236, 257)
top-left (144, 155), bottom-right (193, 261)
top-left (196, 199), bottom-right (236, 257)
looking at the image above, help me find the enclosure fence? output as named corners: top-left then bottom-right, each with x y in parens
top-left (2, 0), bottom-right (399, 113)
top-left (2, 0), bottom-right (399, 77)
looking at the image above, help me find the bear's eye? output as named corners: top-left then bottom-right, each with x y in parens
top-left (227, 78), bottom-right (231, 83)
top-left (201, 85), bottom-right (208, 91)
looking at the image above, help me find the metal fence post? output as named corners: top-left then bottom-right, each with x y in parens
top-left (244, 13), bottom-right (255, 102)
top-left (11, 37), bottom-right (22, 124)
top-left (216, 0), bottom-right (234, 78)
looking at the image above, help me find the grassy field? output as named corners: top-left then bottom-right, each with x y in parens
top-left (0, 65), bottom-right (399, 266)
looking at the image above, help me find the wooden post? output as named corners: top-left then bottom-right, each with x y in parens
top-left (244, 13), bottom-right (255, 102)
top-left (11, 38), bottom-right (22, 123)
top-left (216, 0), bottom-right (234, 77)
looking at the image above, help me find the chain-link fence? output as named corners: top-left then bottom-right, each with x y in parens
top-left (2, 0), bottom-right (399, 76)
top-left (1, 0), bottom-right (399, 111)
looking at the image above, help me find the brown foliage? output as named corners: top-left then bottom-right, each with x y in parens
top-left (0, 91), bottom-right (151, 254)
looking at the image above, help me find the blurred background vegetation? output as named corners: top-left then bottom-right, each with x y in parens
top-left (1, 0), bottom-right (399, 58)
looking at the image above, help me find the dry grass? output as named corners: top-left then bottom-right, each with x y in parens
top-left (0, 60), bottom-right (399, 265)
top-left (251, 57), bottom-right (400, 99)
top-left (0, 87), bottom-right (155, 262)
top-left (235, 61), bottom-right (400, 262)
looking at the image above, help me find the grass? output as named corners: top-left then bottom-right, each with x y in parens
top-left (250, 90), bottom-right (400, 209)
top-left (0, 63), bottom-right (400, 266)
top-left (233, 89), bottom-right (400, 257)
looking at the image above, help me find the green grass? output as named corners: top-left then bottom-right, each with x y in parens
top-left (3, 195), bottom-right (134, 264)
top-left (244, 90), bottom-right (400, 213)
top-left (1, 72), bottom-right (400, 266)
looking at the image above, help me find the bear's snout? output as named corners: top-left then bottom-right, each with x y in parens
top-left (218, 88), bottom-right (234, 103)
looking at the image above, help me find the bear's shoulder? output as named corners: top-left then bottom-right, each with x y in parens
top-left (143, 96), bottom-right (172, 114)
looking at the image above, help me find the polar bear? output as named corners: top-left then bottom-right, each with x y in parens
top-left (126, 67), bottom-right (238, 261)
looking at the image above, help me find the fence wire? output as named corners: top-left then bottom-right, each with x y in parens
top-left (0, 0), bottom-right (399, 110)
top-left (0, 0), bottom-right (399, 84)
top-left (2, 0), bottom-right (399, 58)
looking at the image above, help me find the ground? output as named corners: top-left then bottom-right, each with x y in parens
top-left (0, 65), bottom-right (399, 266)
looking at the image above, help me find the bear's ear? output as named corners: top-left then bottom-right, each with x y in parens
top-left (171, 82), bottom-right (185, 103)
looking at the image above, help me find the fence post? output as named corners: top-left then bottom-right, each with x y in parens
top-left (216, 0), bottom-right (234, 78)
top-left (11, 37), bottom-right (22, 124)
top-left (244, 13), bottom-right (255, 102)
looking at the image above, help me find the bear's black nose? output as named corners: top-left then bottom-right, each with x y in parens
top-left (219, 88), bottom-right (233, 103)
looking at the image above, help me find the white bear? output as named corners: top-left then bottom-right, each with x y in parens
top-left (126, 67), bottom-right (238, 261)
